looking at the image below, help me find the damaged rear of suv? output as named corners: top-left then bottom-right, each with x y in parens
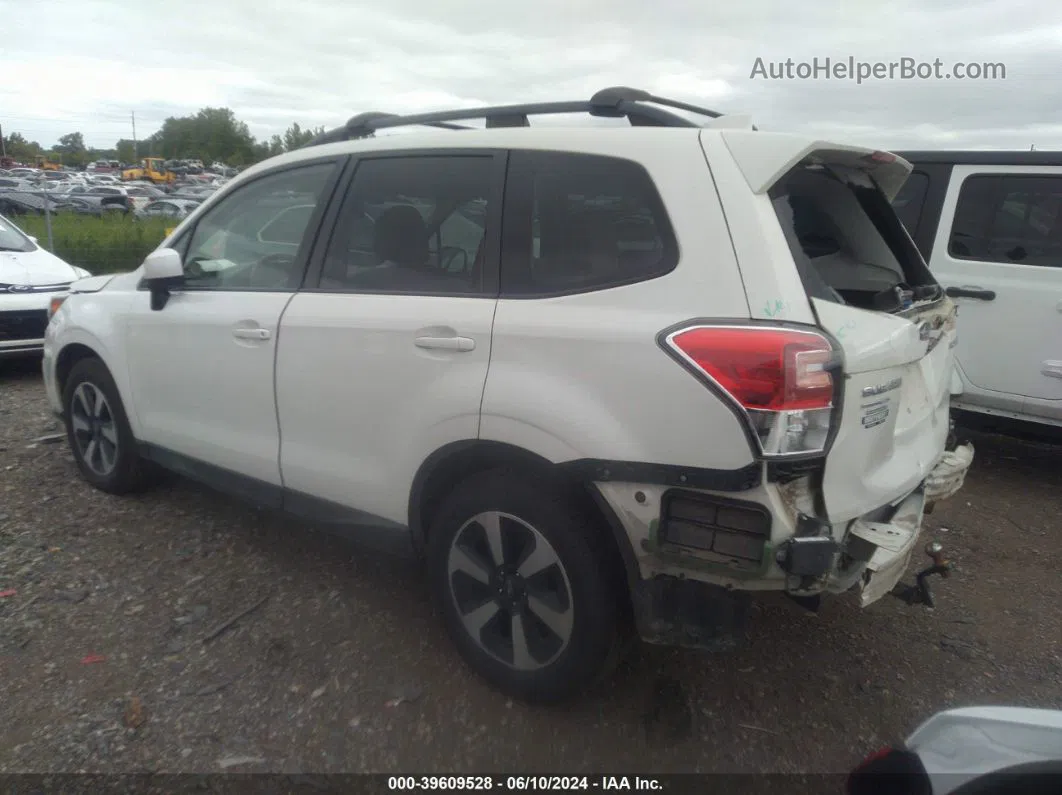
top-left (593, 134), bottom-right (974, 656)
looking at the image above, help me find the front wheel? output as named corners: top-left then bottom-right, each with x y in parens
top-left (62, 358), bottom-right (158, 494)
top-left (427, 470), bottom-right (622, 703)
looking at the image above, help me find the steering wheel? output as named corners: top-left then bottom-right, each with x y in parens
top-left (439, 246), bottom-right (469, 273)
top-left (246, 252), bottom-right (297, 288)
top-left (185, 258), bottom-right (206, 279)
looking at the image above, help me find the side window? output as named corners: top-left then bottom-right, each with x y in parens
top-left (501, 151), bottom-right (678, 295)
top-left (891, 171), bottom-right (929, 237)
top-left (319, 156), bottom-right (493, 294)
top-left (180, 162), bottom-right (335, 290)
top-left (950, 175), bottom-right (1062, 266)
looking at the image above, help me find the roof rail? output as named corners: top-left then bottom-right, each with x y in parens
top-left (303, 86), bottom-right (733, 147)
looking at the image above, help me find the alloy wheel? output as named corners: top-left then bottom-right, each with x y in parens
top-left (70, 382), bottom-right (119, 477)
top-left (447, 511), bottom-right (575, 671)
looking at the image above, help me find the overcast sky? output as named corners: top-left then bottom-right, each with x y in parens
top-left (2, 0), bottom-right (1060, 152)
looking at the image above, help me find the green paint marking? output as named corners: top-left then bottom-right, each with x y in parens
top-left (763, 299), bottom-right (787, 318)
top-left (835, 321), bottom-right (857, 339)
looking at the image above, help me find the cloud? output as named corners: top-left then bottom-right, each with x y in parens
top-left (0, 0), bottom-right (1058, 151)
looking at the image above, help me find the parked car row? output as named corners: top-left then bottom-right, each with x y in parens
top-left (0, 168), bottom-right (215, 218)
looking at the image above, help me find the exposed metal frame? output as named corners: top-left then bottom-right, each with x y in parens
top-left (304, 86), bottom-right (728, 148)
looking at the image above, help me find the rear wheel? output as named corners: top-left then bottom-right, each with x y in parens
top-left (62, 358), bottom-right (158, 494)
top-left (427, 469), bottom-right (621, 703)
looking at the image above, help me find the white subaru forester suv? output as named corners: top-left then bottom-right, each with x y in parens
top-left (43, 88), bottom-right (974, 703)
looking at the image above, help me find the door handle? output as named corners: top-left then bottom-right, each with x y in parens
top-left (414, 335), bottom-right (475, 352)
top-left (1043, 361), bottom-right (1062, 380)
top-left (945, 286), bottom-right (996, 301)
top-left (232, 327), bottom-right (270, 341)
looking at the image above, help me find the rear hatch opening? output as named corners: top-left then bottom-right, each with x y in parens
top-left (770, 154), bottom-right (944, 315)
top-left (765, 150), bottom-right (961, 526)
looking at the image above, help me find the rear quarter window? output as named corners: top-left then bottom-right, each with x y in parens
top-left (500, 151), bottom-right (678, 296)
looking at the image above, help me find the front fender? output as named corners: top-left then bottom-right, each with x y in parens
top-left (70, 274), bottom-right (118, 293)
top-left (51, 293), bottom-right (139, 435)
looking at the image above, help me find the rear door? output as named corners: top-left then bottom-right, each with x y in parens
top-left (928, 167), bottom-right (1062, 410)
top-left (275, 151), bottom-right (504, 527)
top-left (767, 155), bottom-right (957, 524)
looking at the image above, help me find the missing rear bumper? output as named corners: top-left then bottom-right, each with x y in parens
top-left (924, 442), bottom-right (974, 505)
top-left (848, 488), bottom-right (926, 607)
top-left (631, 575), bottom-right (750, 652)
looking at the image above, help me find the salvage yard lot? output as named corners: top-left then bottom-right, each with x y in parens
top-left (1, 359), bottom-right (1060, 774)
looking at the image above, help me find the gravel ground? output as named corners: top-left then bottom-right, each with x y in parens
top-left (2, 357), bottom-right (1061, 775)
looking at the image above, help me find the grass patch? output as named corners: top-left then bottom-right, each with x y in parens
top-left (15, 213), bottom-right (173, 275)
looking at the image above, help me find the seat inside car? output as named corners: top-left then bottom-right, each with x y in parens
top-left (373, 204), bottom-right (429, 269)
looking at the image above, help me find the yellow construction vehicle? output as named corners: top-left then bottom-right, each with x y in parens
top-left (34, 155), bottom-right (62, 171)
top-left (121, 157), bottom-right (176, 185)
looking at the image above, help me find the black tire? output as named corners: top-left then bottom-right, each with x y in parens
top-left (427, 469), bottom-right (621, 704)
top-left (62, 358), bottom-right (158, 494)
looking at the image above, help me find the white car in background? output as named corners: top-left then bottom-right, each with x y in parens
top-left (0, 214), bottom-right (90, 359)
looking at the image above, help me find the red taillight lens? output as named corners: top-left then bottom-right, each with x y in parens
top-left (668, 327), bottom-right (833, 411)
top-left (665, 325), bottom-right (837, 457)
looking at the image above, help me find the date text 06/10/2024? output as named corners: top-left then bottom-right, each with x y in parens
top-left (387, 776), bottom-right (665, 791)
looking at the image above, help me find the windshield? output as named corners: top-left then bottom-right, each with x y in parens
top-left (0, 214), bottom-right (35, 252)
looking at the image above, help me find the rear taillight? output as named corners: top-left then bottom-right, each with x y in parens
top-left (664, 325), bottom-right (838, 457)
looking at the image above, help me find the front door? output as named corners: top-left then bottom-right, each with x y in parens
top-left (123, 159), bottom-right (342, 487)
top-left (929, 166), bottom-right (1062, 411)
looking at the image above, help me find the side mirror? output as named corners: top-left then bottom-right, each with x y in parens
top-left (28, 236), bottom-right (38, 244)
top-left (143, 248), bottom-right (184, 311)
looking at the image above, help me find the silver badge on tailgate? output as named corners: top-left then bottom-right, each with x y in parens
top-left (861, 377), bottom-right (902, 398)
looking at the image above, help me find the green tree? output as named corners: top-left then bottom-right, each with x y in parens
top-left (282, 122), bottom-right (323, 151)
top-left (2, 131), bottom-right (43, 161)
top-left (148, 107), bottom-right (256, 165)
top-left (115, 139), bottom-right (137, 164)
top-left (55, 132), bottom-right (88, 166)
top-left (110, 109), bottom-right (327, 167)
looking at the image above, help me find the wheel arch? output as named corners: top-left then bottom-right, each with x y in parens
top-left (54, 336), bottom-right (140, 434)
top-left (408, 439), bottom-right (641, 598)
top-left (56, 341), bottom-right (108, 399)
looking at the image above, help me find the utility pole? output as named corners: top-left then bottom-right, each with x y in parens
top-left (131, 111), bottom-right (138, 160)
